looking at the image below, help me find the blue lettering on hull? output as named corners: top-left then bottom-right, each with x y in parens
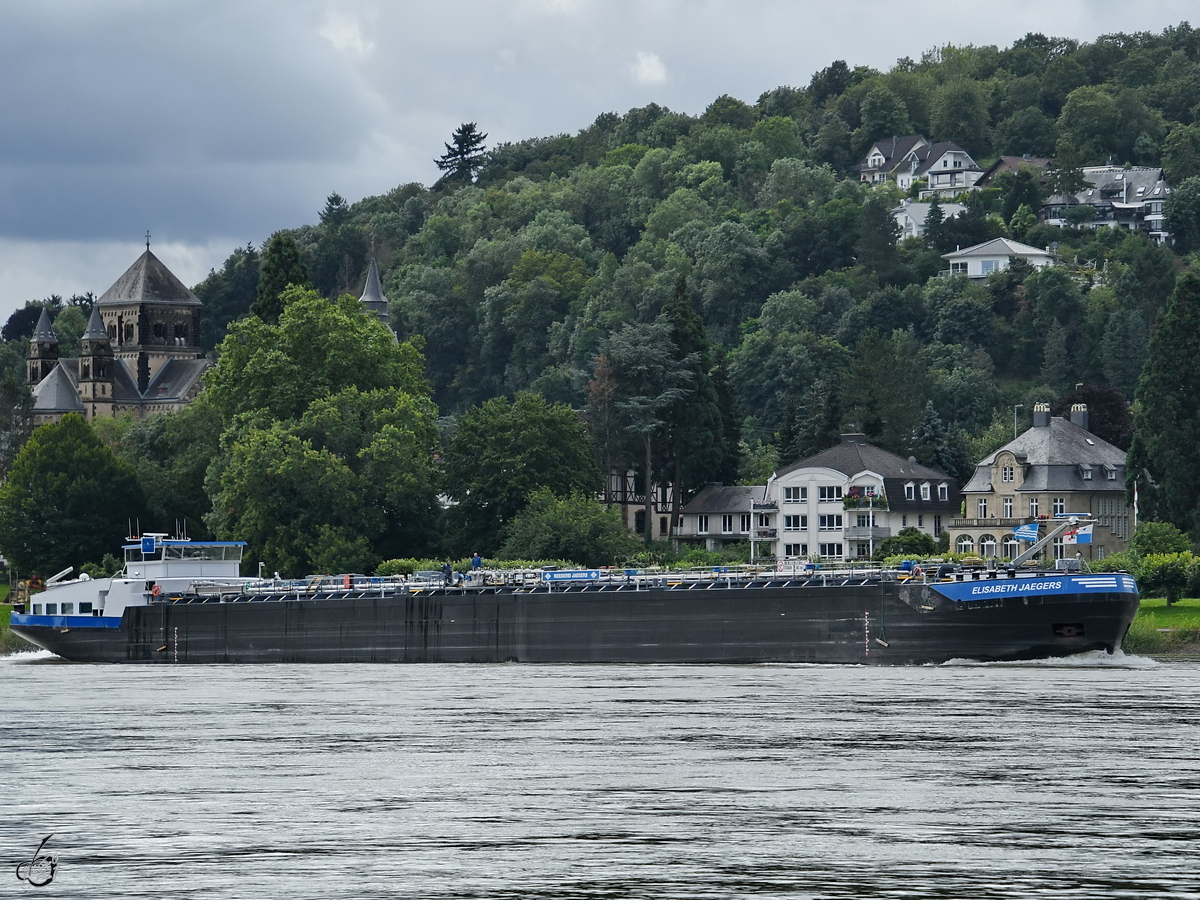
top-left (10, 614), bottom-right (123, 629)
top-left (931, 574), bottom-right (1137, 603)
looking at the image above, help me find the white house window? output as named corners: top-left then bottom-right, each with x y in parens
top-left (721, 514), bottom-right (733, 534)
top-left (1029, 498), bottom-right (1039, 517)
top-left (1002, 536), bottom-right (1019, 558)
top-left (783, 486), bottom-right (807, 502)
top-left (933, 515), bottom-right (941, 535)
top-left (757, 513), bottom-right (771, 528)
top-left (950, 262), bottom-right (968, 275)
top-left (784, 515), bottom-right (807, 531)
top-left (1001, 465), bottom-right (1014, 483)
top-left (905, 482), bottom-right (915, 500)
top-left (921, 483), bottom-right (930, 500)
top-left (917, 514), bottom-right (923, 528)
top-left (979, 534), bottom-right (997, 557)
top-left (818, 514), bottom-right (843, 531)
top-left (1081, 466), bottom-right (1092, 480)
top-left (938, 483), bottom-right (948, 501)
top-left (818, 543), bottom-right (843, 559)
top-left (697, 515), bottom-right (709, 534)
top-left (1053, 497), bottom-right (1065, 515)
top-left (856, 513), bottom-right (875, 527)
top-left (1003, 497), bottom-right (1013, 518)
top-left (740, 514), bottom-right (751, 533)
top-left (784, 543), bottom-right (807, 558)
top-left (977, 499), bottom-right (987, 518)
top-left (981, 260), bottom-right (999, 275)
top-left (956, 535), bottom-right (975, 554)
top-left (818, 486), bottom-right (842, 502)
top-left (1106, 468), bottom-right (1117, 480)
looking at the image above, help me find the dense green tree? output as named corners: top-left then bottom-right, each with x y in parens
top-left (1130, 520), bottom-right (1191, 556)
top-left (1165, 176), bottom-right (1200, 254)
top-left (1051, 383), bottom-right (1133, 450)
top-left (497, 490), bottom-right (642, 567)
top-left (854, 194), bottom-right (901, 278)
top-left (874, 526), bottom-right (939, 560)
top-left (252, 232), bottom-right (311, 324)
top-left (1058, 87), bottom-right (1121, 161)
top-left (854, 85), bottom-right (911, 154)
top-left (994, 106), bottom-right (1057, 157)
top-left (435, 123), bottom-right (489, 185)
top-left (930, 77), bottom-right (989, 154)
top-left (194, 244), bottom-right (261, 351)
top-left (993, 167), bottom-right (1046, 223)
top-left (845, 329), bottom-right (928, 455)
top-left (0, 370), bottom-right (33, 475)
top-left (1100, 311), bottom-right (1149, 399)
top-left (1162, 124), bottom-right (1200, 185)
top-left (442, 393), bottom-right (602, 554)
top-left (910, 400), bottom-right (971, 483)
top-left (207, 287), bottom-right (427, 424)
top-left (1127, 273), bottom-right (1200, 537)
top-left (0, 415), bottom-right (146, 575)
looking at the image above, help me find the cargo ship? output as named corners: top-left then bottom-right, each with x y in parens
top-left (7, 531), bottom-right (1139, 665)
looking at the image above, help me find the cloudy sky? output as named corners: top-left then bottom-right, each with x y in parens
top-left (0, 0), bottom-right (1193, 320)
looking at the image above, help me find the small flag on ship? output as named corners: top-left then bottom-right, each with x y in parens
top-left (1063, 524), bottom-right (1093, 544)
top-left (1012, 522), bottom-right (1040, 541)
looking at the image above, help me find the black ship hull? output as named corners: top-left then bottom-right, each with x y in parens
top-left (11, 578), bottom-right (1139, 665)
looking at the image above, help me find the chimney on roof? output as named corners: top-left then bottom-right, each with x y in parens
top-left (1032, 403), bottom-right (1051, 428)
top-left (1069, 403), bottom-right (1089, 432)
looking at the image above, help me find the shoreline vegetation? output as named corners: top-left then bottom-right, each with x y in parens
top-left (4, 598), bottom-right (1199, 660)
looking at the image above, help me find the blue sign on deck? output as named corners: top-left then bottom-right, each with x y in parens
top-left (141, 536), bottom-right (156, 554)
top-left (541, 570), bottom-right (601, 582)
top-left (931, 574), bottom-right (1138, 602)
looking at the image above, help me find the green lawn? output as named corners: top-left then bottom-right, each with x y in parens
top-left (1125, 597), bottom-right (1200, 655)
top-left (0, 602), bottom-right (35, 655)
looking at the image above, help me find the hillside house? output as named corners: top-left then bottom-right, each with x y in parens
top-left (941, 237), bottom-right (1056, 279)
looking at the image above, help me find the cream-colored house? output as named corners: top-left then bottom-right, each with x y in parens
top-left (949, 403), bottom-right (1130, 562)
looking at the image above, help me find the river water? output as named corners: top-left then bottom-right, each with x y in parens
top-left (2, 651), bottom-right (1198, 899)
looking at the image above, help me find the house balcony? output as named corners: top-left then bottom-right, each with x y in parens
top-left (951, 518), bottom-right (1027, 529)
top-left (754, 528), bottom-right (778, 539)
top-left (843, 496), bottom-right (888, 510)
top-left (843, 526), bottom-right (892, 541)
top-left (751, 500), bottom-right (778, 511)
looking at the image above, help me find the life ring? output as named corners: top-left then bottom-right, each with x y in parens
top-left (151, 584), bottom-right (161, 597)
top-left (913, 566), bottom-right (924, 577)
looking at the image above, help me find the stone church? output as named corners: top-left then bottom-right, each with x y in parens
top-left (27, 249), bottom-right (210, 425)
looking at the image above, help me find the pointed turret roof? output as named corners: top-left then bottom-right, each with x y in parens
top-left (98, 249), bottom-right (201, 307)
top-left (359, 258), bottom-right (389, 325)
top-left (31, 307), bottom-right (57, 343)
top-left (82, 306), bottom-right (109, 340)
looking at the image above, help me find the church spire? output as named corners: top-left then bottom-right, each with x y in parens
top-left (31, 307), bottom-right (57, 344)
top-left (359, 257), bottom-right (389, 326)
top-left (82, 305), bottom-right (108, 341)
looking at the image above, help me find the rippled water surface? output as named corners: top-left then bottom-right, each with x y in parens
top-left (3, 652), bottom-right (1198, 899)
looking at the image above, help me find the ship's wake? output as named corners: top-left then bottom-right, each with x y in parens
top-left (0, 648), bottom-right (61, 664)
top-left (941, 648), bottom-right (1158, 669)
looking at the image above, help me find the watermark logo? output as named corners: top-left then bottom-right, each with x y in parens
top-left (15, 834), bottom-right (57, 887)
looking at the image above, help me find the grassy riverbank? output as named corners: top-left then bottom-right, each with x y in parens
top-left (1123, 597), bottom-right (1200, 656)
top-left (0, 602), bottom-right (35, 655)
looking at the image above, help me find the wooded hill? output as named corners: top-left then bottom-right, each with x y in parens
top-left (6, 24), bottom-right (1200, 570)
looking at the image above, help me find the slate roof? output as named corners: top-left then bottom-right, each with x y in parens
top-left (31, 362), bottom-right (84, 414)
top-left (82, 306), bottom-right (108, 340)
top-left (941, 237), bottom-right (1053, 260)
top-left (1046, 166), bottom-right (1170, 207)
top-left (359, 257), bottom-right (389, 325)
top-left (144, 358), bottom-right (209, 402)
top-left (98, 250), bottom-right (201, 307)
top-left (976, 155), bottom-right (1051, 187)
top-left (858, 135), bottom-right (928, 175)
top-left (680, 483), bottom-right (762, 515)
top-left (910, 141), bottom-right (979, 178)
top-left (963, 417), bottom-right (1126, 493)
top-left (31, 307), bottom-right (57, 343)
top-left (775, 437), bottom-right (950, 482)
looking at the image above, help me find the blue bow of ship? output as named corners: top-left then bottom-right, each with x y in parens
top-left (8, 525), bottom-right (1140, 665)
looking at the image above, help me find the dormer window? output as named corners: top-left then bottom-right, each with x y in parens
top-left (1081, 465), bottom-right (1093, 480)
top-left (1001, 465), bottom-right (1014, 483)
top-left (905, 482), bottom-right (915, 500)
top-left (921, 482), bottom-right (930, 501)
top-left (938, 483), bottom-right (948, 501)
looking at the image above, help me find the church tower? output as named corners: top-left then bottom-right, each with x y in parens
top-left (78, 306), bottom-right (115, 420)
top-left (26, 308), bottom-right (59, 385)
top-left (96, 245), bottom-right (203, 393)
